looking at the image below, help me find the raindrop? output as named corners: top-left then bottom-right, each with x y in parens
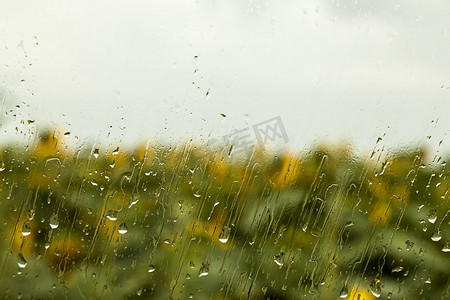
top-left (49, 214), bottom-right (59, 229)
top-left (274, 252), bottom-right (285, 267)
top-left (218, 226), bottom-right (231, 243)
top-left (21, 222), bottom-right (31, 236)
top-left (442, 241), bottom-right (450, 252)
top-left (392, 266), bottom-right (403, 273)
top-left (190, 261), bottom-right (195, 268)
top-left (147, 264), bottom-right (155, 273)
top-left (185, 273), bottom-right (191, 280)
top-left (128, 195), bottom-right (139, 208)
top-left (93, 148), bottom-right (99, 158)
top-left (106, 210), bottom-right (118, 221)
top-left (425, 274), bottom-right (431, 284)
top-left (431, 230), bottom-right (442, 242)
top-left (302, 223), bottom-right (308, 232)
top-left (339, 284), bottom-right (348, 298)
top-left (118, 223), bottom-right (128, 234)
top-left (27, 209), bottom-right (35, 221)
top-left (422, 223), bottom-right (428, 232)
top-left (112, 147), bottom-right (119, 155)
top-left (427, 209), bottom-right (437, 223)
top-left (370, 279), bottom-right (382, 298)
top-left (405, 240), bottom-right (414, 251)
top-left (198, 262), bottom-right (209, 277)
top-left (17, 252), bottom-right (27, 268)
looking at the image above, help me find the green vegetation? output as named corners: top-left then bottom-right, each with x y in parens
top-left (0, 129), bottom-right (448, 299)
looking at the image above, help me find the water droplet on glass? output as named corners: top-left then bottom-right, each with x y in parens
top-left (148, 264), bottom-right (155, 273)
top-left (193, 192), bottom-right (201, 198)
top-left (21, 222), bottom-right (31, 236)
top-left (93, 148), bottom-right (99, 158)
top-left (128, 195), bottom-right (140, 208)
top-left (17, 252), bottom-right (27, 268)
top-left (405, 240), bottom-right (414, 251)
top-left (431, 230), bottom-right (442, 242)
top-left (190, 261), bottom-right (195, 268)
top-left (27, 209), bottom-right (35, 221)
top-left (112, 147), bottom-right (119, 155)
top-left (219, 226), bottom-right (230, 243)
top-left (427, 209), bottom-right (437, 223)
top-left (442, 241), bottom-right (450, 252)
top-left (425, 274), bottom-right (431, 284)
top-left (185, 273), bottom-right (191, 280)
top-left (422, 223), bottom-right (428, 232)
top-left (198, 262), bottom-right (209, 277)
top-left (118, 222), bottom-right (128, 234)
top-left (339, 284), bottom-right (348, 298)
top-left (302, 223), bottom-right (308, 232)
top-left (274, 252), bottom-right (285, 267)
top-left (392, 266), bottom-right (403, 273)
top-left (106, 210), bottom-right (118, 221)
top-left (370, 279), bottom-right (382, 298)
top-left (49, 214), bottom-right (59, 229)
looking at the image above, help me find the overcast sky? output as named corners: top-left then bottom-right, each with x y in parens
top-left (1, 0), bottom-right (449, 155)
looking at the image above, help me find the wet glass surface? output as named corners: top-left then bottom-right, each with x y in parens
top-left (1, 1), bottom-right (449, 299)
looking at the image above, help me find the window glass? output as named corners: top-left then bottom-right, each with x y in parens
top-left (0, 1), bottom-right (449, 299)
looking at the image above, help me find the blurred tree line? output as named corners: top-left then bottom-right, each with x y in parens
top-left (0, 128), bottom-right (448, 299)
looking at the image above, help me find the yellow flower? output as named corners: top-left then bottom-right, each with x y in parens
top-left (186, 210), bottom-right (229, 248)
top-left (342, 286), bottom-right (377, 300)
top-left (271, 152), bottom-right (300, 189)
top-left (9, 218), bottom-right (35, 257)
top-left (32, 128), bottom-right (71, 159)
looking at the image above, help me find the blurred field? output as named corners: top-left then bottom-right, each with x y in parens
top-left (0, 129), bottom-right (448, 299)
